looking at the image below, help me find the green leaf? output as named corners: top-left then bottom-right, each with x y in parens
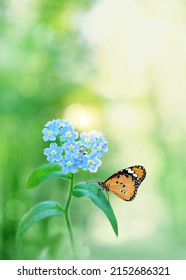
top-left (27, 163), bottom-right (72, 188)
top-left (16, 201), bottom-right (65, 251)
top-left (72, 182), bottom-right (118, 236)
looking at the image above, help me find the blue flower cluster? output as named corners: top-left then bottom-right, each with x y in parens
top-left (42, 119), bottom-right (108, 174)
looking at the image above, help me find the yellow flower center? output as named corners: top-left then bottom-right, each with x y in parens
top-left (88, 160), bottom-right (93, 165)
top-left (51, 150), bottom-right (57, 155)
top-left (85, 138), bottom-right (90, 142)
top-left (69, 145), bottom-right (74, 150)
top-left (67, 161), bottom-right (72, 166)
top-left (48, 130), bottom-right (53, 135)
top-left (66, 131), bottom-right (72, 137)
top-left (97, 146), bottom-right (101, 151)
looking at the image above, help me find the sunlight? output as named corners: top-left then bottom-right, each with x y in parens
top-left (64, 104), bottom-right (100, 131)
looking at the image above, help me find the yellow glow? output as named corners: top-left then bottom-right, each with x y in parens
top-left (64, 104), bottom-right (100, 131)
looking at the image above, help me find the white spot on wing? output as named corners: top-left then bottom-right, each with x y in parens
top-left (126, 168), bottom-right (134, 174)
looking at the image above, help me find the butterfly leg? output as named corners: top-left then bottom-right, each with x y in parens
top-left (97, 188), bottom-right (102, 196)
top-left (97, 188), bottom-right (110, 204)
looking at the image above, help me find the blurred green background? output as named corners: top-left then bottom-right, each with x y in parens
top-left (1, 0), bottom-right (186, 260)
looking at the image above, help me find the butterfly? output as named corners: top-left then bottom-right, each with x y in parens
top-left (98, 165), bottom-right (146, 201)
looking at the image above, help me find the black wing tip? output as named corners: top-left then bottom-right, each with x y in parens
top-left (130, 165), bottom-right (147, 178)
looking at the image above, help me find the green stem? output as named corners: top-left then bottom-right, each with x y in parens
top-left (65, 173), bottom-right (74, 212)
top-left (65, 173), bottom-right (76, 257)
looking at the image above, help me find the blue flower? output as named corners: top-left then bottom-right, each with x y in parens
top-left (91, 131), bottom-right (107, 144)
top-left (92, 141), bottom-right (108, 157)
top-left (81, 155), bottom-right (102, 172)
top-left (60, 127), bottom-right (78, 142)
top-left (89, 130), bottom-right (103, 140)
top-left (42, 123), bottom-right (60, 141)
top-left (62, 141), bottom-right (80, 156)
top-left (79, 132), bottom-right (96, 148)
top-left (44, 143), bottom-right (63, 163)
top-left (59, 155), bottom-right (78, 174)
top-left (44, 119), bottom-right (57, 127)
top-left (56, 119), bottom-right (74, 131)
top-left (43, 118), bottom-right (108, 174)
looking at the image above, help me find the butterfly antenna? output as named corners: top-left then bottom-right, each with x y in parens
top-left (97, 187), bottom-right (110, 204)
top-left (85, 180), bottom-right (97, 184)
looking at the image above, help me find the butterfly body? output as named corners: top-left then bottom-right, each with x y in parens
top-left (98, 165), bottom-right (146, 201)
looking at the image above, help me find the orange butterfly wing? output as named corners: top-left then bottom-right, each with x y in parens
top-left (99, 165), bottom-right (146, 201)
